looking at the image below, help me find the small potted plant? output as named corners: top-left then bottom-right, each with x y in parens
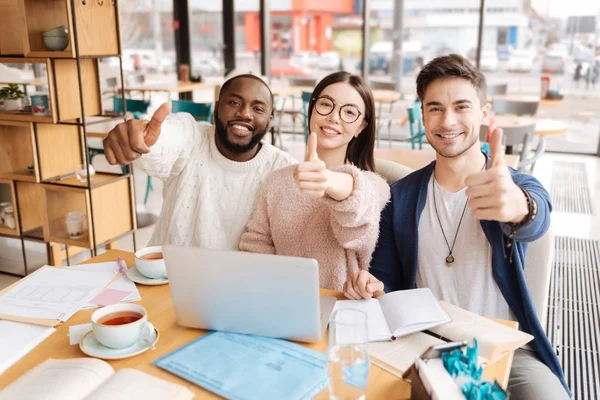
top-left (0, 84), bottom-right (25, 111)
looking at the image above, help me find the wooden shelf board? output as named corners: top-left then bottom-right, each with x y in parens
top-left (0, 57), bottom-right (49, 64)
top-left (0, 226), bottom-right (19, 237)
top-left (47, 219), bottom-right (91, 248)
top-left (0, 112), bottom-right (54, 123)
top-left (22, 226), bottom-right (45, 241)
top-left (0, 169), bottom-right (38, 183)
top-left (44, 173), bottom-right (127, 190)
top-left (25, 51), bottom-right (73, 58)
top-left (46, 233), bottom-right (91, 249)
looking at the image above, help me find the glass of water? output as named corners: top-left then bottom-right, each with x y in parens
top-left (328, 308), bottom-right (369, 400)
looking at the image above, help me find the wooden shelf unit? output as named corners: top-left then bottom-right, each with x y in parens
top-left (0, 58), bottom-right (101, 123)
top-left (0, 121), bottom-right (84, 183)
top-left (0, 0), bottom-right (134, 270)
top-left (15, 182), bottom-right (46, 238)
top-left (0, 0), bottom-right (119, 58)
top-left (0, 121), bottom-right (39, 182)
top-left (0, 179), bottom-right (20, 236)
top-left (42, 174), bottom-right (134, 249)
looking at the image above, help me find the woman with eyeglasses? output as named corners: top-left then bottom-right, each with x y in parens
top-left (239, 71), bottom-right (390, 291)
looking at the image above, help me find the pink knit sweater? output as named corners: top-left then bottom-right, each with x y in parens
top-left (239, 164), bottom-right (391, 291)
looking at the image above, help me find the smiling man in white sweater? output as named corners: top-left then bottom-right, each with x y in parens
top-left (103, 75), bottom-right (296, 249)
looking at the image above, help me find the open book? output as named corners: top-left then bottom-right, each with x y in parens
top-left (365, 300), bottom-right (534, 378)
top-left (333, 288), bottom-right (451, 342)
top-left (0, 358), bottom-right (194, 400)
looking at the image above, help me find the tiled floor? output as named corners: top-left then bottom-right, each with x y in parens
top-left (1, 134), bottom-right (599, 290)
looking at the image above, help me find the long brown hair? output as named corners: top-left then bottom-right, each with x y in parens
top-left (308, 72), bottom-right (376, 172)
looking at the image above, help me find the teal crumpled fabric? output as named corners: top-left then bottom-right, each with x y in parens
top-left (441, 340), bottom-right (507, 400)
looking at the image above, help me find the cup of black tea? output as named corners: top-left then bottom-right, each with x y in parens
top-left (134, 245), bottom-right (167, 279)
top-left (91, 304), bottom-right (154, 349)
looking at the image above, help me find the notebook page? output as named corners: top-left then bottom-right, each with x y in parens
top-left (86, 368), bottom-right (194, 400)
top-left (365, 332), bottom-right (444, 376)
top-left (332, 299), bottom-right (392, 342)
top-left (0, 320), bottom-right (55, 375)
top-left (378, 289), bottom-right (450, 337)
top-left (0, 358), bottom-right (113, 400)
top-left (428, 301), bottom-right (533, 362)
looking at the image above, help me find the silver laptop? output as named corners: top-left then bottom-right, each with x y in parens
top-left (163, 245), bottom-right (337, 343)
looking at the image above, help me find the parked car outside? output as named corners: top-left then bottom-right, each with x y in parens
top-left (270, 58), bottom-right (313, 78)
top-left (508, 50), bottom-right (535, 72)
top-left (542, 52), bottom-right (566, 74)
top-left (290, 51), bottom-right (319, 68)
top-left (318, 51), bottom-right (341, 70)
top-left (192, 59), bottom-right (222, 77)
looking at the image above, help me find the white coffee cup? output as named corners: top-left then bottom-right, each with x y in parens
top-left (134, 245), bottom-right (167, 279)
top-left (91, 303), bottom-right (154, 349)
top-left (65, 211), bottom-right (86, 239)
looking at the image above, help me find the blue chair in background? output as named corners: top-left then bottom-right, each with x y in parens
top-left (171, 100), bottom-right (213, 123)
top-left (301, 91), bottom-right (312, 143)
top-left (406, 102), bottom-right (425, 150)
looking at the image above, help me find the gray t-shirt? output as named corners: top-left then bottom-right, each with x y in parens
top-left (417, 176), bottom-right (514, 321)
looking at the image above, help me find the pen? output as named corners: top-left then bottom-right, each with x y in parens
top-left (117, 256), bottom-right (128, 276)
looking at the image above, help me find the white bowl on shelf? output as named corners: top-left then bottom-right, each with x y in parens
top-left (43, 25), bottom-right (69, 51)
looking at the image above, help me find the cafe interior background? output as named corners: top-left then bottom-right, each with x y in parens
top-left (0, 0), bottom-right (599, 397)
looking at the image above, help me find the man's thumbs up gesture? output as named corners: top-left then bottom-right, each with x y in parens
top-left (294, 132), bottom-right (331, 198)
top-left (104, 102), bottom-right (171, 165)
top-left (465, 127), bottom-right (529, 223)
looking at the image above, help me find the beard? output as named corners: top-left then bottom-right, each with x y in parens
top-left (214, 116), bottom-right (269, 154)
top-left (430, 131), bottom-right (479, 159)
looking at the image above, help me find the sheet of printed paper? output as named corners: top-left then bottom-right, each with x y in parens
top-left (66, 262), bottom-right (141, 308)
top-left (0, 266), bottom-right (116, 322)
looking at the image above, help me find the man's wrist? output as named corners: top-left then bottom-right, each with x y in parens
top-left (508, 187), bottom-right (537, 229)
top-left (510, 187), bottom-right (530, 224)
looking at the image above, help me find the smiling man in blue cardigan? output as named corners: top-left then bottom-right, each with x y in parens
top-left (344, 54), bottom-right (570, 399)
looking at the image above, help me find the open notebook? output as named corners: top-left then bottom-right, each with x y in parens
top-left (333, 288), bottom-right (451, 342)
top-left (0, 358), bottom-right (194, 400)
top-left (365, 301), bottom-right (534, 378)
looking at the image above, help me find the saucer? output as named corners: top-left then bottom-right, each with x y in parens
top-left (80, 328), bottom-right (159, 360)
top-left (126, 265), bottom-right (169, 285)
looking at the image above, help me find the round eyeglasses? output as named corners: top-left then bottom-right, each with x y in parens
top-left (313, 97), bottom-right (363, 124)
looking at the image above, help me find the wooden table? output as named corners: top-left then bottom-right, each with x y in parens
top-left (0, 250), bottom-right (515, 397)
top-left (483, 115), bottom-right (568, 136)
top-left (375, 148), bottom-right (520, 170)
top-left (491, 94), bottom-right (562, 107)
top-left (123, 81), bottom-right (215, 100)
top-left (85, 117), bottom-right (125, 139)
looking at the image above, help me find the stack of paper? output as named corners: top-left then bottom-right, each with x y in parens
top-left (66, 262), bottom-right (141, 308)
top-left (0, 266), bottom-right (117, 325)
top-left (0, 320), bottom-right (55, 375)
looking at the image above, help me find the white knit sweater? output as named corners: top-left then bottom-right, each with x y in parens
top-left (135, 113), bottom-right (297, 249)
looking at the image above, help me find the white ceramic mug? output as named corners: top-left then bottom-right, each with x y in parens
top-left (65, 212), bottom-right (86, 239)
top-left (134, 246), bottom-right (167, 279)
top-left (91, 304), bottom-right (154, 349)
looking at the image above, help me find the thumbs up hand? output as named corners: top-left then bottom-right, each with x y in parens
top-left (465, 127), bottom-right (529, 223)
top-left (294, 132), bottom-right (331, 198)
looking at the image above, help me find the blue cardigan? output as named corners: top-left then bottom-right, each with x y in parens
top-left (370, 161), bottom-right (570, 396)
